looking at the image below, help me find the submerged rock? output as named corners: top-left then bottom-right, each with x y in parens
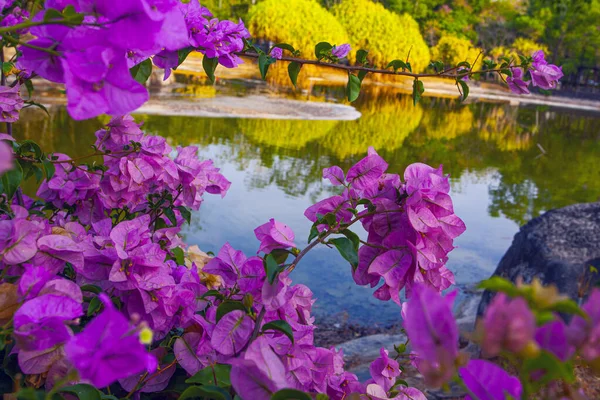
top-left (478, 202), bottom-right (600, 315)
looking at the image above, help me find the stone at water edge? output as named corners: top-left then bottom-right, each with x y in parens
top-left (477, 202), bottom-right (600, 316)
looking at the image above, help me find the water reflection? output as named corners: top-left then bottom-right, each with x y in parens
top-left (13, 84), bottom-right (600, 324)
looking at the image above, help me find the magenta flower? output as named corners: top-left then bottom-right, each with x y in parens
top-left (0, 219), bottom-right (41, 265)
top-left (369, 348), bottom-right (401, 391)
top-left (507, 67), bottom-right (530, 94)
top-left (0, 136), bottom-right (13, 176)
top-left (403, 284), bottom-right (458, 387)
top-left (529, 50), bottom-right (563, 90)
top-left (481, 293), bottom-right (536, 358)
top-left (270, 47), bottom-right (283, 60)
top-left (535, 320), bottom-right (575, 362)
top-left (153, 50), bottom-right (179, 81)
top-left (230, 336), bottom-right (289, 400)
top-left (332, 44), bottom-right (351, 59)
top-left (210, 309), bottom-right (254, 356)
top-left (346, 147), bottom-right (388, 190)
top-left (530, 63), bottom-right (564, 90)
top-left (568, 289), bottom-right (600, 362)
top-left (65, 294), bottom-right (157, 388)
top-left (323, 166), bottom-right (345, 186)
top-left (14, 294), bottom-right (83, 351)
top-left (0, 84), bottom-right (24, 123)
top-left (459, 359), bottom-right (522, 400)
top-left (254, 218), bottom-right (296, 254)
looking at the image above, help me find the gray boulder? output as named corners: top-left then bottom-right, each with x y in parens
top-left (478, 202), bottom-right (600, 316)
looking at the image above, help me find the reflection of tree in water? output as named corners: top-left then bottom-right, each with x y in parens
top-left (13, 96), bottom-right (600, 226)
top-left (320, 95), bottom-right (424, 160)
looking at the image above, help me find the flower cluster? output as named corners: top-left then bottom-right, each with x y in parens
top-left (306, 148), bottom-right (465, 305)
top-left (507, 50), bottom-right (564, 94)
top-left (16, 0), bottom-right (249, 119)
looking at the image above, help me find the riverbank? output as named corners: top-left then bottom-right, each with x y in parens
top-left (177, 55), bottom-right (600, 114)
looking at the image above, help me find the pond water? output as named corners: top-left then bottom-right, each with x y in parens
top-left (14, 77), bottom-right (600, 327)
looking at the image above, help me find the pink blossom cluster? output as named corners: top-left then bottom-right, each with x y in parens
top-left (306, 148), bottom-right (465, 304)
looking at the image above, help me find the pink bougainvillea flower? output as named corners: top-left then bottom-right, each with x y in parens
top-left (270, 47), bottom-right (283, 60)
top-left (481, 293), bottom-right (536, 358)
top-left (568, 289), bottom-right (600, 362)
top-left (254, 218), bottom-right (296, 254)
top-left (65, 294), bottom-right (157, 388)
top-left (14, 294), bottom-right (83, 351)
top-left (535, 319), bottom-right (575, 362)
top-left (403, 284), bottom-right (458, 387)
top-left (369, 347), bottom-right (401, 391)
top-left (323, 166), bottom-right (345, 186)
top-left (507, 67), bottom-right (530, 95)
top-left (230, 336), bottom-right (289, 400)
top-left (0, 84), bottom-right (24, 123)
top-left (332, 44), bottom-right (351, 59)
top-left (0, 138), bottom-right (13, 175)
top-left (459, 359), bottom-right (522, 400)
top-left (210, 309), bottom-right (254, 356)
top-left (529, 50), bottom-right (563, 90)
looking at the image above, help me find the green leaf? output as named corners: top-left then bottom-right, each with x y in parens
top-left (1, 61), bottom-right (14, 75)
top-left (314, 42), bottom-right (333, 60)
top-left (270, 249), bottom-right (290, 265)
top-left (356, 49), bottom-right (369, 64)
top-left (178, 47), bottom-right (195, 66)
top-left (412, 79), bottom-right (424, 106)
top-left (186, 364), bottom-right (232, 387)
top-left (330, 237), bottom-right (358, 269)
top-left (24, 79), bottom-right (34, 98)
top-left (457, 61), bottom-right (471, 69)
top-left (201, 290), bottom-right (225, 300)
top-left (315, 395), bottom-right (330, 400)
top-left (357, 70), bottom-right (368, 82)
top-left (80, 284), bottom-right (102, 295)
top-left (386, 59), bottom-right (410, 72)
top-left (308, 224), bottom-right (319, 244)
top-left (216, 301), bottom-right (246, 322)
top-left (87, 296), bottom-right (101, 317)
top-left (130, 58), bottom-right (152, 84)
top-left (172, 247), bottom-right (185, 266)
top-left (24, 101), bottom-right (50, 116)
top-left (477, 276), bottom-right (520, 297)
top-left (547, 299), bottom-right (587, 318)
top-left (163, 207), bottom-right (177, 226)
top-left (176, 206), bottom-right (192, 225)
top-left (341, 229), bottom-right (360, 251)
top-left (43, 8), bottom-right (63, 22)
top-left (265, 253), bottom-right (283, 284)
top-left (58, 384), bottom-right (102, 400)
top-left (429, 60), bottom-right (444, 72)
top-left (457, 79), bottom-right (469, 102)
top-left (203, 56), bottom-right (219, 83)
top-left (1, 161), bottom-right (23, 200)
top-left (346, 74), bottom-right (361, 102)
top-left (288, 61), bottom-right (302, 87)
top-left (522, 351), bottom-right (575, 388)
top-left (42, 160), bottom-right (55, 180)
top-left (271, 389), bottom-right (312, 400)
top-left (271, 43), bottom-right (296, 53)
top-left (258, 54), bottom-right (276, 80)
top-left (262, 320), bottom-right (294, 344)
top-left (179, 385), bottom-right (232, 400)
top-left (16, 388), bottom-right (44, 400)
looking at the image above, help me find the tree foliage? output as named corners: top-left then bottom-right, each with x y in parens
top-left (331, 0), bottom-right (431, 72)
top-left (247, 0), bottom-right (349, 59)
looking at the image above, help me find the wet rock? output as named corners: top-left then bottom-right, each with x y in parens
top-left (478, 202), bottom-right (600, 316)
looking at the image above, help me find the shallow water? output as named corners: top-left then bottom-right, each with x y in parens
top-left (14, 78), bottom-right (600, 326)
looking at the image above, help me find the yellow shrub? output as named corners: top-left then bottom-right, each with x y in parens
top-left (319, 95), bottom-right (423, 159)
top-left (247, 0), bottom-right (349, 59)
top-left (431, 34), bottom-right (483, 71)
top-left (331, 0), bottom-right (430, 73)
top-left (490, 39), bottom-right (550, 63)
top-left (239, 119), bottom-right (340, 151)
top-left (422, 106), bottom-right (474, 140)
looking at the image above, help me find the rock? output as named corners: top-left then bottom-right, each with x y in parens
top-left (478, 202), bottom-right (600, 316)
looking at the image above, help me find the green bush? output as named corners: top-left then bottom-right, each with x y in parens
top-left (247, 0), bottom-right (349, 59)
top-left (331, 0), bottom-right (430, 72)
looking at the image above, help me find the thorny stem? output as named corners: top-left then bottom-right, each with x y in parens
top-left (236, 51), bottom-right (522, 81)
